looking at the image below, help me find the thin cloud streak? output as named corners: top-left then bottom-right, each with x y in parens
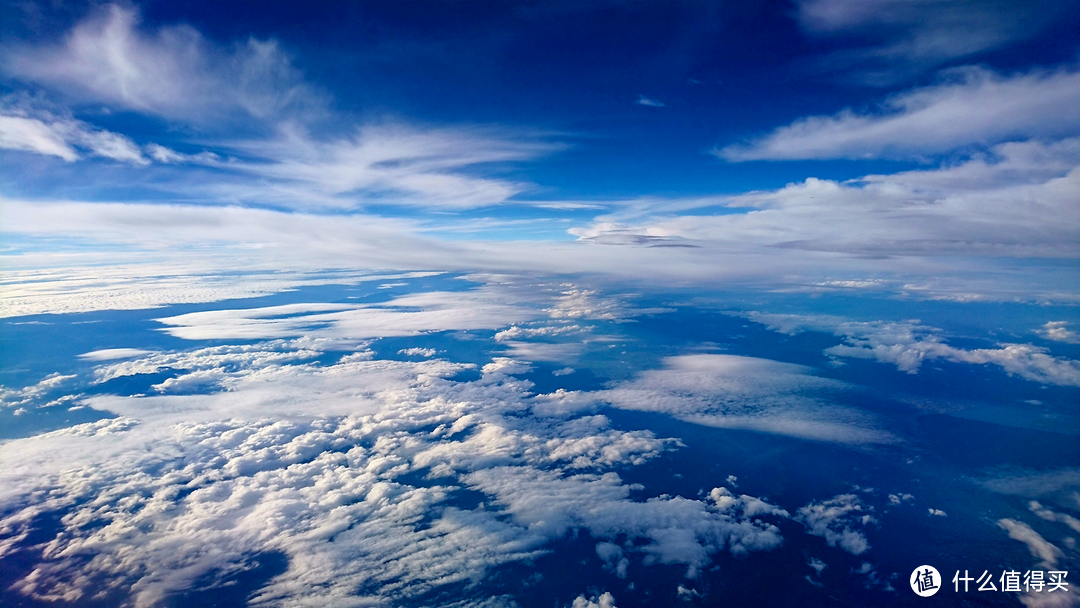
top-left (718, 65), bottom-right (1080, 161)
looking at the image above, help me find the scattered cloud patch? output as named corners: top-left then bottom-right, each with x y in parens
top-left (600, 354), bottom-right (893, 444)
top-left (741, 312), bottom-right (1080, 387)
top-left (795, 493), bottom-right (874, 555)
top-left (636, 95), bottom-right (665, 108)
top-left (997, 519), bottom-right (1063, 568)
top-left (1039, 322), bottom-right (1080, 344)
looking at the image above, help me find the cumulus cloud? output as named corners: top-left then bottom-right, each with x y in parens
top-left (717, 65), bottom-right (1080, 161)
top-left (572, 592), bottom-right (617, 608)
top-left (795, 493), bottom-right (874, 555)
top-left (741, 312), bottom-right (1080, 387)
top-left (0, 336), bottom-right (796, 605)
top-left (599, 354), bottom-right (893, 444)
top-left (1039, 322), bottom-right (1080, 344)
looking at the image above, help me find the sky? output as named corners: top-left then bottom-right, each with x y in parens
top-left (2, 2), bottom-right (1080, 607)
top-left (1, 0), bottom-right (1078, 306)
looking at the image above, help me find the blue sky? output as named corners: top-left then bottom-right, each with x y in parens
top-left (3, 5), bottom-right (1080, 605)
top-left (1, 0), bottom-right (1079, 301)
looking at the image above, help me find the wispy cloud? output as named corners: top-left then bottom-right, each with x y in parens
top-left (2, 4), bottom-right (324, 125)
top-left (598, 354), bottom-right (893, 444)
top-left (793, 0), bottom-right (1068, 84)
top-left (0, 109), bottom-right (148, 164)
top-left (635, 95), bottom-right (665, 108)
top-left (740, 311), bottom-right (1080, 387)
top-left (717, 65), bottom-right (1080, 161)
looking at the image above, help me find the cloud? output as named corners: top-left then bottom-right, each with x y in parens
top-left (77, 348), bottom-right (155, 361)
top-left (572, 138), bottom-right (1080, 278)
top-left (572, 592), bottom-right (617, 608)
top-left (717, 65), bottom-right (1080, 161)
top-left (2, 5), bottom-right (323, 125)
top-left (217, 123), bottom-right (557, 210)
top-left (0, 111), bottom-right (148, 164)
top-left (928, 508), bottom-right (947, 517)
top-left (153, 288), bottom-right (543, 341)
top-left (741, 312), bottom-right (1080, 387)
top-left (636, 95), bottom-right (665, 108)
top-left (0, 115), bottom-right (77, 160)
top-left (793, 0), bottom-right (1068, 84)
top-left (1029, 501), bottom-right (1080, 534)
top-left (1039, 322), bottom-right (1080, 344)
top-left (598, 354), bottom-right (894, 444)
top-left (0, 335), bottom-right (798, 605)
top-left (795, 493), bottom-right (874, 555)
top-left (997, 518), bottom-right (1063, 568)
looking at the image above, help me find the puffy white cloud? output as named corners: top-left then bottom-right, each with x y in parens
top-left (741, 311), bottom-right (1080, 387)
top-left (1039, 322), bottom-right (1080, 345)
top-left (572, 591), bottom-right (617, 608)
top-left (0, 336), bottom-right (796, 605)
top-left (718, 65), bottom-right (1080, 161)
top-left (795, 493), bottom-right (874, 555)
top-left (599, 354), bottom-right (893, 444)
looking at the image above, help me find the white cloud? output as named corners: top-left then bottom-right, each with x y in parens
top-left (78, 348), bottom-right (155, 361)
top-left (3, 5), bottom-right (323, 124)
top-left (0, 338), bottom-right (797, 605)
top-left (1029, 501), bottom-right (1080, 534)
top-left (997, 518), bottom-right (1063, 568)
top-left (399, 347), bottom-right (438, 357)
top-left (1039, 321), bottom-right (1080, 344)
top-left (154, 288), bottom-right (542, 341)
top-left (741, 312), bottom-right (1080, 387)
top-left (794, 0), bottom-right (1064, 84)
top-left (928, 508), bottom-right (947, 517)
top-left (216, 123), bottom-right (557, 210)
top-left (0, 114), bottom-right (78, 160)
top-left (0, 112), bottom-right (148, 164)
top-left (795, 493), bottom-right (874, 555)
top-left (636, 95), bottom-right (665, 108)
top-left (599, 354), bottom-right (893, 444)
top-left (572, 592), bottom-right (617, 608)
top-left (718, 65), bottom-right (1080, 161)
top-left (0, 264), bottom-right (441, 318)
